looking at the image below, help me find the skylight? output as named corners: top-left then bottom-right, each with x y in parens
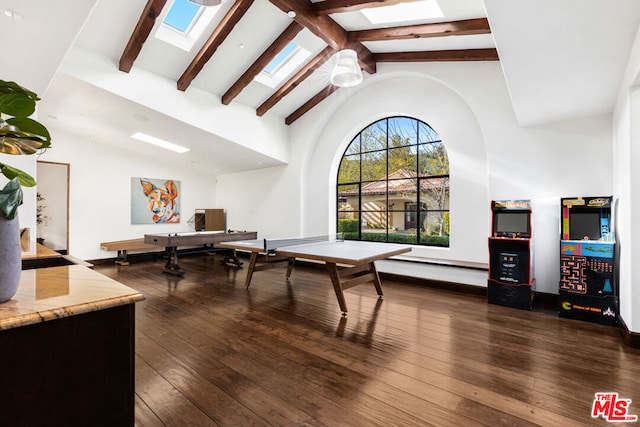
top-left (163, 0), bottom-right (201, 34)
top-left (255, 42), bottom-right (311, 89)
top-left (155, 0), bottom-right (218, 51)
top-left (361, 0), bottom-right (443, 25)
top-left (263, 42), bottom-right (299, 75)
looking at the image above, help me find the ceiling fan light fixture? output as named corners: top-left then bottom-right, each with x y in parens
top-left (330, 49), bottom-right (363, 88)
top-left (187, 0), bottom-right (222, 6)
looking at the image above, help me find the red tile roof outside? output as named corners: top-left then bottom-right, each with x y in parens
top-left (338, 169), bottom-right (449, 196)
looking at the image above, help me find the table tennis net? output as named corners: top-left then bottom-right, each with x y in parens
top-left (263, 233), bottom-right (344, 251)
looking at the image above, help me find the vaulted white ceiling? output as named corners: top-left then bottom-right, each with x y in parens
top-left (485, 0), bottom-right (640, 126)
top-left (2, 0), bottom-right (639, 175)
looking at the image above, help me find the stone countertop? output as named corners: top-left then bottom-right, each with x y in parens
top-left (0, 265), bottom-right (145, 331)
top-left (21, 242), bottom-right (62, 260)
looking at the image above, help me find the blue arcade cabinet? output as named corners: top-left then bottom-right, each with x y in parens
top-left (559, 196), bottom-right (617, 326)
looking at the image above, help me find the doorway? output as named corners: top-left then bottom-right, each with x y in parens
top-left (36, 161), bottom-right (70, 254)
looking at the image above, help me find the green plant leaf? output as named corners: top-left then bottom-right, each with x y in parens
top-left (0, 163), bottom-right (36, 187)
top-left (0, 136), bottom-right (44, 155)
top-left (0, 80), bottom-right (40, 100)
top-left (0, 80), bottom-right (50, 219)
top-left (5, 117), bottom-right (51, 144)
top-left (0, 92), bottom-right (36, 117)
top-left (0, 178), bottom-right (23, 220)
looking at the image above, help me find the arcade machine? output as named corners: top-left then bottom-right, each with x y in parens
top-left (559, 196), bottom-right (617, 326)
top-left (487, 200), bottom-right (535, 310)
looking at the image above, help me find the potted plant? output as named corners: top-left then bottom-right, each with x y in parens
top-left (0, 80), bottom-right (52, 302)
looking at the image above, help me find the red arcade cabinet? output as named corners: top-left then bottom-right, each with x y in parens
top-left (559, 196), bottom-right (617, 326)
top-left (487, 200), bottom-right (535, 310)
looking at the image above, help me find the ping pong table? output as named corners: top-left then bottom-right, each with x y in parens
top-left (144, 230), bottom-right (257, 276)
top-left (219, 235), bottom-right (411, 314)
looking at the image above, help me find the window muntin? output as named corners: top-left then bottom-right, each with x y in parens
top-left (336, 116), bottom-right (450, 247)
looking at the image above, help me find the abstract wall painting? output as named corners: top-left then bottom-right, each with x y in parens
top-left (131, 177), bottom-right (181, 224)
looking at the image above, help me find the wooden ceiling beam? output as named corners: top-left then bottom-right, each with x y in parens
top-left (269, 0), bottom-right (346, 49)
top-left (120, 0), bottom-right (500, 125)
top-left (268, 0), bottom-right (376, 74)
top-left (313, 0), bottom-right (418, 15)
top-left (349, 18), bottom-right (491, 42)
top-left (286, 85), bottom-right (339, 125)
top-left (119, 0), bottom-right (168, 73)
top-left (257, 46), bottom-right (335, 117)
top-left (177, 0), bottom-right (254, 91)
top-left (222, 21), bottom-right (304, 105)
top-left (373, 48), bottom-right (499, 62)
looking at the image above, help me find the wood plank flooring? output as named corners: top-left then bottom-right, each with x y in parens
top-left (93, 254), bottom-right (640, 426)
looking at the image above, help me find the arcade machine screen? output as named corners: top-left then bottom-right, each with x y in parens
top-left (494, 212), bottom-right (530, 237)
top-left (568, 211), bottom-right (605, 240)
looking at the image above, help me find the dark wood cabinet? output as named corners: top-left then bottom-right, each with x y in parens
top-left (194, 208), bottom-right (225, 231)
top-left (0, 266), bottom-right (144, 426)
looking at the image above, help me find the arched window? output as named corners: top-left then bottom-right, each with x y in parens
top-left (337, 116), bottom-right (450, 247)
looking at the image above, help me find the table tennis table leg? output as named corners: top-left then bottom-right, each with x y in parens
top-left (285, 257), bottom-right (295, 279)
top-left (326, 262), bottom-right (349, 315)
top-left (369, 261), bottom-right (384, 297)
top-left (244, 252), bottom-right (259, 289)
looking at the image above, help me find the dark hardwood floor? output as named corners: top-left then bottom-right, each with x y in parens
top-left (93, 254), bottom-right (640, 426)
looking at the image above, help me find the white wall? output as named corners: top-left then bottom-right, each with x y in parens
top-left (624, 89), bottom-right (640, 333)
top-left (215, 164), bottom-right (300, 237)
top-left (216, 61), bottom-right (613, 295)
top-left (38, 128), bottom-right (216, 260)
top-left (612, 24), bottom-right (640, 334)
